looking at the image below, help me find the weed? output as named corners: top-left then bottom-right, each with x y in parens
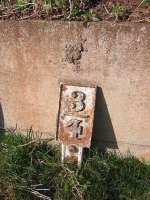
top-left (141, 0), bottom-right (150, 5)
top-left (0, 131), bottom-right (150, 200)
top-left (15, 0), bottom-right (28, 10)
top-left (81, 10), bottom-right (99, 22)
top-left (0, 0), bottom-right (149, 20)
top-left (111, 4), bottom-right (126, 21)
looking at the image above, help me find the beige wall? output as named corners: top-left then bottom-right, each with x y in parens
top-left (0, 21), bottom-right (149, 159)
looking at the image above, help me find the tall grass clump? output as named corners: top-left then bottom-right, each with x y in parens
top-left (0, 129), bottom-right (150, 200)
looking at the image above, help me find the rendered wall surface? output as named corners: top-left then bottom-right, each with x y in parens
top-left (0, 21), bottom-right (149, 159)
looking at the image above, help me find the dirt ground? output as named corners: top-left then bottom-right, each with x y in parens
top-left (94, 0), bottom-right (150, 22)
top-left (0, 0), bottom-right (150, 22)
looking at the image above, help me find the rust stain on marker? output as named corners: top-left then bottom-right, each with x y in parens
top-left (57, 84), bottom-right (96, 148)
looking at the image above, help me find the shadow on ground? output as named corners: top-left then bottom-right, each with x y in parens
top-left (91, 86), bottom-right (118, 152)
top-left (0, 102), bottom-right (5, 137)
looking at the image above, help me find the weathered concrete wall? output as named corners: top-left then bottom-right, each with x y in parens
top-left (0, 21), bottom-right (149, 159)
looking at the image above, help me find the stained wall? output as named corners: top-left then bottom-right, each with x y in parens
top-left (0, 21), bottom-right (149, 159)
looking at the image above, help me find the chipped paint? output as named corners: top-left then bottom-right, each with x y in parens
top-left (57, 84), bottom-right (96, 148)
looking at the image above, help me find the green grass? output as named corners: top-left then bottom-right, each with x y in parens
top-left (0, 0), bottom-right (95, 20)
top-left (111, 4), bottom-right (127, 21)
top-left (0, 130), bottom-right (150, 200)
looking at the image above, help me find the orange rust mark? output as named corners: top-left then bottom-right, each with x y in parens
top-left (57, 84), bottom-right (96, 148)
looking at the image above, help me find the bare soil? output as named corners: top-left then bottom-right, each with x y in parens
top-left (94, 0), bottom-right (150, 22)
top-left (0, 0), bottom-right (150, 22)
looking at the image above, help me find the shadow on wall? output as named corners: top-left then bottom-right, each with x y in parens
top-left (92, 87), bottom-right (118, 152)
top-left (0, 102), bottom-right (4, 135)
